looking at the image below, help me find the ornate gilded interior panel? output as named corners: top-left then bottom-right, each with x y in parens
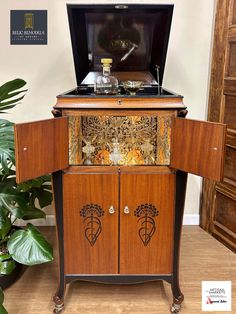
top-left (69, 114), bottom-right (173, 166)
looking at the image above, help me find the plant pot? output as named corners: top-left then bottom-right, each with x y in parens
top-left (0, 261), bottom-right (25, 290)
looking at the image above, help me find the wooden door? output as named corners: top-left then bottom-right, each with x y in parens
top-left (170, 118), bottom-right (226, 181)
top-left (119, 169), bottom-right (175, 274)
top-left (201, 0), bottom-right (236, 252)
top-left (14, 117), bottom-right (68, 183)
top-left (63, 171), bottom-right (119, 274)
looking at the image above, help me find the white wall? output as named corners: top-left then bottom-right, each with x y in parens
top-left (0, 0), bottom-right (215, 220)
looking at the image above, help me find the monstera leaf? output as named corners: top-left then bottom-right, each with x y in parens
top-left (0, 78), bottom-right (27, 112)
top-left (0, 179), bottom-right (29, 219)
top-left (7, 223), bottom-right (53, 265)
top-left (0, 210), bottom-right (11, 240)
top-left (0, 78), bottom-right (27, 174)
top-left (0, 119), bottom-right (15, 174)
top-left (0, 178), bottom-right (50, 221)
top-left (0, 79), bottom-right (52, 314)
top-left (18, 176), bottom-right (52, 209)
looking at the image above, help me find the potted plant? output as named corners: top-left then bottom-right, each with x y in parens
top-left (0, 79), bottom-right (53, 313)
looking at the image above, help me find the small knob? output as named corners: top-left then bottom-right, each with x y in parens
top-left (109, 205), bottom-right (115, 214)
top-left (117, 99), bottom-right (123, 105)
top-left (124, 206), bottom-right (130, 214)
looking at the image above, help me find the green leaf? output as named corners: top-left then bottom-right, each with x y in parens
top-left (0, 119), bottom-right (15, 173)
top-left (0, 304), bottom-right (7, 314)
top-left (18, 178), bottom-right (52, 210)
top-left (0, 192), bottom-right (28, 219)
top-left (0, 105), bottom-right (16, 113)
top-left (0, 94), bottom-right (26, 108)
top-left (0, 255), bottom-right (10, 262)
top-left (0, 119), bottom-right (14, 130)
top-left (0, 176), bottom-right (52, 220)
top-left (0, 255), bottom-right (15, 275)
top-left (0, 287), bottom-right (7, 314)
top-left (36, 190), bottom-right (52, 208)
top-left (22, 207), bottom-right (46, 220)
top-left (7, 223), bottom-right (53, 265)
top-left (0, 79), bottom-right (26, 97)
top-left (18, 176), bottom-right (52, 192)
top-left (0, 179), bottom-right (29, 218)
top-left (0, 79), bottom-right (27, 112)
top-left (27, 176), bottom-right (51, 188)
top-left (0, 287), bottom-right (3, 304)
top-left (0, 89), bottom-right (27, 102)
top-left (0, 211), bottom-right (11, 239)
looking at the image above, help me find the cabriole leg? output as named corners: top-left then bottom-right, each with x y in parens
top-left (170, 171), bottom-right (188, 313)
top-left (52, 171), bottom-right (65, 313)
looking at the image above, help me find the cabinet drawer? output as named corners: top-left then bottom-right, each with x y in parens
top-left (55, 97), bottom-right (184, 109)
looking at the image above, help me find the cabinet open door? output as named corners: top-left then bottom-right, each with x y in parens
top-left (170, 118), bottom-right (226, 181)
top-left (14, 117), bottom-right (69, 183)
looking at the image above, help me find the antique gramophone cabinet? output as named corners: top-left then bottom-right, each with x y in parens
top-left (14, 4), bottom-right (226, 313)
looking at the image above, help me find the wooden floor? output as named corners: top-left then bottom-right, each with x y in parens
top-left (4, 226), bottom-right (236, 314)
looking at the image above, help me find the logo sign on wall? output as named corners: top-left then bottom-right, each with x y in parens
top-left (11, 10), bottom-right (47, 45)
top-left (202, 281), bottom-right (231, 312)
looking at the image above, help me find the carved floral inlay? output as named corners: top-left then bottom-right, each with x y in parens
top-left (80, 204), bottom-right (104, 246)
top-left (134, 204), bottom-right (159, 246)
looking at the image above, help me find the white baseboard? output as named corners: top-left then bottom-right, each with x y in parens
top-left (16, 214), bottom-right (200, 226)
top-left (183, 214), bottom-right (200, 225)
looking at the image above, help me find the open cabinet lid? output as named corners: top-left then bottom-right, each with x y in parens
top-left (67, 4), bottom-right (174, 85)
top-left (170, 118), bottom-right (226, 181)
top-left (14, 117), bottom-right (69, 183)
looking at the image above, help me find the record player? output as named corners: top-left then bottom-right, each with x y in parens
top-left (14, 4), bottom-right (226, 313)
top-left (54, 3), bottom-right (184, 108)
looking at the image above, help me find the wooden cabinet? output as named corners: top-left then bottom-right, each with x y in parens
top-left (14, 111), bottom-right (226, 314)
top-left (61, 168), bottom-right (175, 276)
top-left (13, 4), bottom-right (227, 314)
